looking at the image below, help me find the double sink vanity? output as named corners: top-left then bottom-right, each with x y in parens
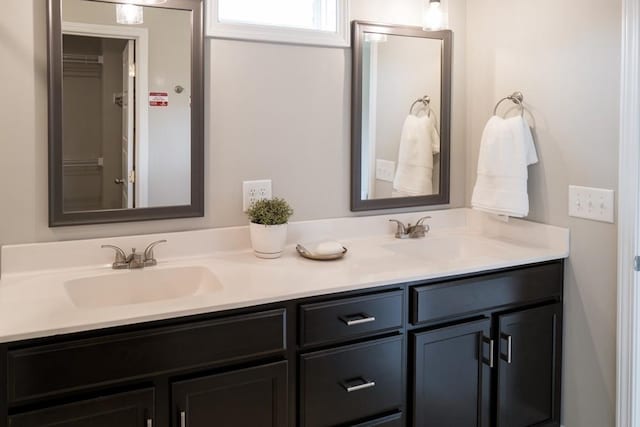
top-left (15, 1), bottom-right (572, 425)
top-left (0, 209), bottom-right (569, 427)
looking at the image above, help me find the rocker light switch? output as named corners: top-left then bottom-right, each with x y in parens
top-left (376, 159), bottom-right (396, 182)
top-left (568, 185), bottom-right (615, 223)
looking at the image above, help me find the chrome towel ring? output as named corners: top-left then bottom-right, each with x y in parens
top-left (493, 91), bottom-right (525, 117)
top-left (409, 95), bottom-right (432, 117)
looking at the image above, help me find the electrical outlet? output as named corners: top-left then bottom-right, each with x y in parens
top-left (568, 185), bottom-right (615, 223)
top-left (243, 180), bottom-right (272, 211)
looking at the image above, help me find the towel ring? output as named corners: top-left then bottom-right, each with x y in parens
top-left (409, 95), bottom-right (432, 117)
top-left (493, 91), bottom-right (525, 117)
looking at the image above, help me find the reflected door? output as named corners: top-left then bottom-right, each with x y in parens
top-left (121, 40), bottom-right (135, 209)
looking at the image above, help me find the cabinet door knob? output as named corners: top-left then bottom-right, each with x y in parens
top-left (340, 313), bottom-right (376, 326)
top-left (501, 333), bottom-right (513, 364)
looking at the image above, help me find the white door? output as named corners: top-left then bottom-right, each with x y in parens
top-left (121, 40), bottom-right (135, 209)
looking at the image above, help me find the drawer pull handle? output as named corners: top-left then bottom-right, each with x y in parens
top-left (180, 411), bottom-right (186, 427)
top-left (340, 314), bottom-right (376, 326)
top-left (146, 419), bottom-right (152, 427)
top-left (501, 333), bottom-right (513, 364)
top-left (342, 378), bottom-right (376, 392)
top-left (481, 335), bottom-right (494, 368)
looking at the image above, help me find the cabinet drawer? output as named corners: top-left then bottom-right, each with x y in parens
top-left (299, 290), bottom-right (403, 347)
top-left (8, 388), bottom-right (154, 427)
top-left (300, 335), bottom-right (403, 427)
top-left (411, 262), bottom-right (562, 325)
top-left (7, 309), bottom-right (286, 404)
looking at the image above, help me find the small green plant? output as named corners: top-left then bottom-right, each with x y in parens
top-left (247, 197), bottom-right (294, 225)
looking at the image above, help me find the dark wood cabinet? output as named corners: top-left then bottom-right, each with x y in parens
top-left (172, 361), bottom-right (288, 427)
top-left (8, 388), bottom-right (154, 427)
top-left (496, 303), bottom-right (562, 427)
top-left (412, 318), bottom-right (492, 427)
top-left (0, 261), bottom-right (564, 427)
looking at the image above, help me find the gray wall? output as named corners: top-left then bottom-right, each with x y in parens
top-left (465, 0), bottom-right (621, 425)
top-left (0, 0), bottom-right (467, 245)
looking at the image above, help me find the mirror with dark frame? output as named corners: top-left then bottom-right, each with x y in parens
top-left (351, 21), bottom-right (452, 211)
top-left (47, 0), bottom-right (204, 226)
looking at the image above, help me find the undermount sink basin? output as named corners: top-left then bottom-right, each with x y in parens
top-left (64, 266), bottom-right (222, 308)
top-left (383, 236), bottom-right (498, 261)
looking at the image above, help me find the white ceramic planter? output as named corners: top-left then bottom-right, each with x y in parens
top-left (249, 222), bottom-right (288, 259)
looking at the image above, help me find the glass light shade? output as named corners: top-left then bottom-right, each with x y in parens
top-left (116, 4), bottom-right (144, 25)
top-left (423, 0), bottom-right (449, 31)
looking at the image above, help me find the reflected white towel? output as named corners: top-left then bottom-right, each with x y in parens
top-left (392, 114), bottom-right (440, 196)
top-left (471, 116), bottom-right (538, 217)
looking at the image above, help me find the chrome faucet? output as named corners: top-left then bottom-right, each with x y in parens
top-left (102, 240), bottom-right (167, 269)
top-left (389, 217), bottom-right (431, 239)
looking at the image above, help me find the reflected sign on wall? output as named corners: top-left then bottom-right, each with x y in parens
top-left (149, 92), bottom-right (169, 106)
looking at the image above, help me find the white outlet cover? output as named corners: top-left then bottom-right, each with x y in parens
top-left (243, 180), bottom-right (272, 212)
top-left (568, 185), bottom-right (615, 223)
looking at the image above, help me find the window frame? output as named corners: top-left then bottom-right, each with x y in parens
top-left (206, 0), bottom-right (350, 47)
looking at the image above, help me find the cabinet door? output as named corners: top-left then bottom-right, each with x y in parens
top-left (497, 303), bottom-right (562, 427)
top-left (8, 388), bottom-right (154, 427)
top-left (412, 318), bottom-right (492, 427)
top-left (172, 361), bottom-right (287, 427)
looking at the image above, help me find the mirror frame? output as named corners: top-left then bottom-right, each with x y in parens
top-left (351, 21), bottom-right (452, 211)
top-left (47, 0), bottom-right (204, 226)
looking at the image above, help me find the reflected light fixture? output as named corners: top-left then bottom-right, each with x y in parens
top-left (423, 0), bottom-right (449, 31)
top-left (116, 4), bottom-right (144, 25)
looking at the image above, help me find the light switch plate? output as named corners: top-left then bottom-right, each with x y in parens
top-left (568, 185), bottom-right (615, 223)
top-left (243, 180), bottom-right (272, 212)
top-left (376, 159), bottom-right (396, 182)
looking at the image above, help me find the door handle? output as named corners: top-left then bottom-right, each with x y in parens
top-left (114, 178), bottom-right (125, 185)
top-left (500, 333), bottom-right (513, 364)
top-left (482, 335), bottom-right (494, 368)
top-left (146, 419), bottom-right (152, 427)
top-left (180, 411), bottom-right (186, 427)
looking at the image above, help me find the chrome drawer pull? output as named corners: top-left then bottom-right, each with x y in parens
top-left (180, 411), bottom-right (186, 427)
top-left (342, 378), bottom-right (376, 392)
top-left (340, 314), bottom-right (376, 326)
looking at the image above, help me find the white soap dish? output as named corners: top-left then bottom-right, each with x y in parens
top-left (296, 242), bottom-right (348, 261)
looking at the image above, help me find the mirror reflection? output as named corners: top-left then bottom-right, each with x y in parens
top-left (61, 0), bottom-right (191, 212)
top-left (360, 32), bottom-right (442, 200)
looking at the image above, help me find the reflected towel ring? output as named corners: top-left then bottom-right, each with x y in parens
top-left (409, 95), bottom-right (432, 117)
top-left (493, 91), bottom-right (525, 117)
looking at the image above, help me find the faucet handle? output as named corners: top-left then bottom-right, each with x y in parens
top-left (417, 216), bottom-right (432, 233)
top-left (389, 219), bottom-right (408, 239)
top-left (143, 240), bottom-right (167, 266)
top-left (416, 216), bottom-right (432, 226)
top-left (101, 244), bottom-right (128, 269)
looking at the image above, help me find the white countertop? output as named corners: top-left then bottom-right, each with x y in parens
top-left (0, 209), bottom-right (569, 343)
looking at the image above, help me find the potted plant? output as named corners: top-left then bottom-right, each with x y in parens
top-left (247, 198), bottom-right (294, 259)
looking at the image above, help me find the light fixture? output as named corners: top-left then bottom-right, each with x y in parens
top-left (423, 0), bottom-right (449, 31)
top-left (116, 4), bottom-right (144, 25)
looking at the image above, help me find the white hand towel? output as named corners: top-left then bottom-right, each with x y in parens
top-left (392, 113), bottom-right (440, 197)
top-left (471, 116), bottom-right (538, 217)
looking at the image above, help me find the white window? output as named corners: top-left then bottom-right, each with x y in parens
top-left (206, 0), bottom-right (349, 47)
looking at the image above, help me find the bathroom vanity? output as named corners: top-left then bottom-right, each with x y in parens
top-left (0, 210), bottom-right (568, 427)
